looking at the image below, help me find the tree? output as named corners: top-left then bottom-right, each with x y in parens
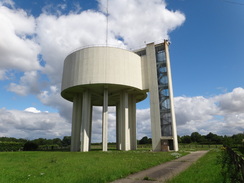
top-left (23, 141), bottom-right (38, 151)
top-left (138, 136), bottom-right (151, 144)
top-left (62, 136), bottom-right (71, 146)
top-left (205, 132), bottom-right (223, 144)
top-left (190, 132), bottom-right (202, 143)
top-left (232, 133), bottom-right (244, 145)
top-left (181, 135), bottom-right (192, 143)
top-left (53, 138), bottom-right (62, 146)
top-left (32, 138), bottom-right (47, 146)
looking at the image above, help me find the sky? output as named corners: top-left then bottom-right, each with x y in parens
top-left (0, 0), bottom-right (244, 142)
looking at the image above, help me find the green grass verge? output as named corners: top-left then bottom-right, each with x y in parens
top-left (0, 150), bottom-right (185, 183)
top-left (167, 149), bottom-right (223, 183)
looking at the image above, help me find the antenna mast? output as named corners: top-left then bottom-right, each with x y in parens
top-left (106, 0), bottom-right (108, 46)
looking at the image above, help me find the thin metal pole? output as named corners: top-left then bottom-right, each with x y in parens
top-left (106, 0), bottom-right (108, 46)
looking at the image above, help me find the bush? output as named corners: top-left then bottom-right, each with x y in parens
top-left (23, 141), bottom-right (38, 151)
top-left (0, 141), bottom-right (23, 151)
top-left (220, 147), bottom-right (243, 183)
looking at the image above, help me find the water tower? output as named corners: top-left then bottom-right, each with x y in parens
top-left (61, 40), bottom-right (178, 152)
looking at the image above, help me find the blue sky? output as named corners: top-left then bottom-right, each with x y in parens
top-left (169, 0), bottom-right (244, 97)
top-left (0, 0), bottom-right (244, 141)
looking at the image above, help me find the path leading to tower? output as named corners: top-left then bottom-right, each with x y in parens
top-left (111, 151), bottom-right (208, 183)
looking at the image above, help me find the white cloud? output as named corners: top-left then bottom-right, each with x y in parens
top-left (174, 96), bottom-right (218, 126)
top-left (7, 71), bottom-right (42, 95)
top-left (38, 85), bottom-right (73, 120)
top-left (1, 1), bottom-right (243, 141)
top-left (214, 87), bottom-right (244, 113)
top-left (174, 88), bottom-right (244, 136)
top-left (136, 108), bottom-right (151, 139)
top-left (34, 0), bottom-right (185, 85)
top-left (1, 0), bottom-right (185, 96)
top-left (0, 0), bottom-right (15, 9)
top-left (0, 5), bottom-right (40, 72)
top-left (0, 108), bottom-right (70, 139)
top-left (24, 107), bottom-right (41, 113)
top-left (36, 10), bottom-right (124, 85)
top-left (99, 0), bottom-right (185, 48)
top-left (1, 87), bottom-right (244, 141)
top-left (91, 107), bottom-right (151, 142)
top-left (0, 0), bottom-right (186, 141)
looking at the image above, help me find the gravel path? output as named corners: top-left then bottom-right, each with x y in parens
top-left (111, 151), bottom-right (209, 183)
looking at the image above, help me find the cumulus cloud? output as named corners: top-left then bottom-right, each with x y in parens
top-left (1, 87), bottom-right (244, 141)
top-left (38, 85), bottom-right (73, 120)
top-left (99, 0), bottom-right (185, 48)
top-left (0, 108), bottom-right (70, 139)
top-left (35, 0), bottom-right (185, 85)
top-left (174, 96), bottom-right (218, 126)
top-left (214, 87), bottom-right (244, 113)
top-left (0, 0), bottom-right (197, 141)
top-left (136, 108), bottom-right (151, 139)
top-left (174, 88), bottom-right (244, 136)
top-left (36, 11), bottom-right (109, 84)
top-left (91, 107), bottom-right (151, 142)
top-left (24, 107), bottom-right (41, 113)
top-left (0, 4), bottom-right (40, 72)
top-left (0, 70), bottom-right (6, 80)
top-left (7, 71), bottom-right (42, 95)
top-left (1, 1), bottom-right (244, 141)
top-left (1, 0), bottom-right (185, 95)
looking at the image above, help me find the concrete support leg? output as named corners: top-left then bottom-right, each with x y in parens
top-left (129, 95), bottom-right (137, 150)
top-left (116, 103), bottom-right (122, 150)
top-left (120, 91), bottom-right (130, 151)
top-left (102, 88), bottom-right (108, 151)
top-left (80, 90), bottom-right (91, 152)
top-left (71, 93), bottom-right (82, 152)
top-left (164, 41), bottom-right (179, 152)
top-left (89, 105), bottom-right (93, 151)
top-left (172, 119), bottom-right (179, 151)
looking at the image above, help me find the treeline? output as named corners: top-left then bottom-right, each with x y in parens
top-left (138, 132), bottom-right (244, 146)
top-left (179, 132), bottom-right (244, 146)
top-left (0, 136), bottom-right (71, 151)
top-left (1, 132), bottom-right (243, 151)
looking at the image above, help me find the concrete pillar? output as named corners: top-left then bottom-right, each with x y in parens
top-left (80, 90), bottom-right (92, 152)
top-left (71, 93), bottom-right (82, 152)
top-left (146, 43), bottom-right (162, 151)
top-left (120, 91), bottom-right (130, 151)
top-left (89, 105), bottom-right (93, 151)
top-left (102, 88), bottom-right (108, 151)
top-left (164, 41), bottom-right (179, 151)
top-left (116, 104), bottom-right (121, 150)
top-left (129, 94), bottom-right (137, 150)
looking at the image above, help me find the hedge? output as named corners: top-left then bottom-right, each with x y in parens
top-left (0, 141), bottom-right (24, 151)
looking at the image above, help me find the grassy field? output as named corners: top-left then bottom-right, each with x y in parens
top-left (167, 149), bottom-right (223, 183)
top-left (0, 150), bottom-right (184, 183)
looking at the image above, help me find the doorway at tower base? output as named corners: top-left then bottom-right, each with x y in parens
top-left (161, 139), bottom-right (174, 152)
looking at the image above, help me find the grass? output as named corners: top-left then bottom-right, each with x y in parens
top-left (179, 144), bottom-right (223, 151)
top-left (0, 150), bottom-right (184, 183)
top-left (167, 149), bottom-right (223, 183)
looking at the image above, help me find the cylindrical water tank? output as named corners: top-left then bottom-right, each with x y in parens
top-left (61, 46), bottom-right (147, 105)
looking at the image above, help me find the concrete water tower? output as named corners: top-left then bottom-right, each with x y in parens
top-left (61, 40), bottom-right (178, 152)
